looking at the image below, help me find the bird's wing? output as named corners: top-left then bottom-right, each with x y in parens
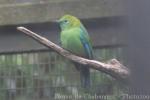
top-left (79, 25), bottom-right (93, 59)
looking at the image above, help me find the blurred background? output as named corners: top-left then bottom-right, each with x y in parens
top-left (0, 0), bottom-right (149, 100)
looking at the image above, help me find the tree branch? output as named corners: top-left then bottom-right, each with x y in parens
top-left (17, 26), bottom-right (130, 82)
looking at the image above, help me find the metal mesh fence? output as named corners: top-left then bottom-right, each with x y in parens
top-left (0, 47), bottom-right (125, 100)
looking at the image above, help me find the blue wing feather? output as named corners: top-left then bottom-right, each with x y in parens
top-left (79, 25), bottom-right (93, 59)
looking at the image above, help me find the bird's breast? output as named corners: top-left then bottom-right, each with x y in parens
top-left (60, 29), bottom-right (85, 57)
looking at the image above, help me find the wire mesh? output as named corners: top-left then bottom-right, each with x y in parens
top-left (0, 47), bottom-right (125, 100)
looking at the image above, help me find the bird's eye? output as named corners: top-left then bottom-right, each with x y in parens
top-left (64, 20), bottom-right (69, 23)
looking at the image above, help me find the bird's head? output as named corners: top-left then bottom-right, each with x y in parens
top-left (57, 14), bottom-right (81, 31)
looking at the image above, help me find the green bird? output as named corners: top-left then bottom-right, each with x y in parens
top-left (57, 14), bottom-right (93, 88)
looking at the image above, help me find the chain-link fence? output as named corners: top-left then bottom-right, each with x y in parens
top-left (0, 47), bottom-right (126, 100)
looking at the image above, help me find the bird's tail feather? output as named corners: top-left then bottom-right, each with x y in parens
top-left (80, 66), bottom-right (90, 89)
top-left (74, 63), bottom-right (90, 88)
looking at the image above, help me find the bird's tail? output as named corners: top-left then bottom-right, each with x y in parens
top-left (80, 66), bottom-right (90, 89)
top-left (74, 63), bottom-right (91, 88)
